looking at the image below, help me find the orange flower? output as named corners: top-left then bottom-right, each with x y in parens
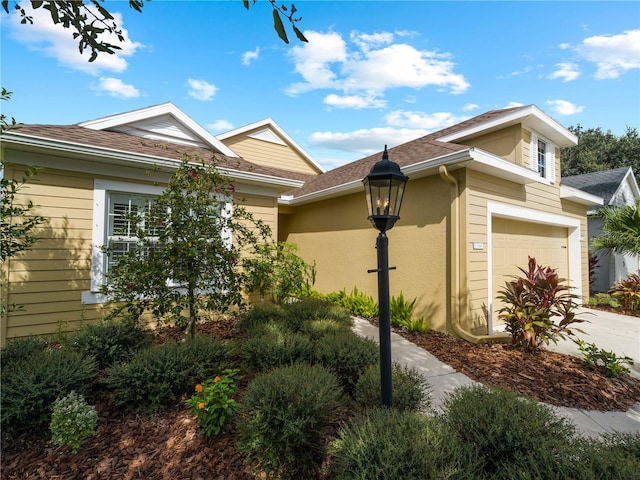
top-left (195, 384), bottom-right (203, 392)
top-left (214, 376), bottom-right (221, 383)
top-left (198, 402), bottom-right (205, 409)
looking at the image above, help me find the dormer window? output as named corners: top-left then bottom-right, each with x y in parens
top-left (530, 132), bottom-right (556, 183)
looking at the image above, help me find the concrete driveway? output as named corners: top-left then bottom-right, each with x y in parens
top-left (547, 307), bottom-right (640, 379)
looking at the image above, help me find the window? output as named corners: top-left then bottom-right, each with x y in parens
top-left (537, 140), bottom-right (546, 178)
top-left (107, 192), bottom-right (158, 270)
top-left (529, 132), bottom-right (556, 183)
top-left (83, 179), bottom-right (233, 304)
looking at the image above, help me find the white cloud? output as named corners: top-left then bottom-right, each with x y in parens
top-left (384, 110), bottom-right (467, 129)
top-left (91, 78), bottom-right (140, 98)
top-left (559, 43), bottom-right (571, 50)
top-left (309, 127), bottom-right (428, 155)
top-left (187, 79), bottom-right (217, 101)
top-left (579, 29), bottom-right (640, 79)
top-left (286, 30), bottom-right (469, 98)
top-left (546, 99), bottom-right (585, 116)
top-left (242, 47), bottom-right (260, 66)
top-left (208, 120), bottom-right (234, 131)
top-left (324, 94), bottom-right (386, 109)
top-left (505, 102), bottom-right (524, 108)
top-left (463, 103), bottom-right (479, 112)
top-left (6, 3), bottom-right (143, 75)
top-left (547, 62), bottom-right (581, 82)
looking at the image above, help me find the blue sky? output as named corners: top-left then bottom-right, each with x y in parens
top-left (1, 1), bottom-right (639, 170)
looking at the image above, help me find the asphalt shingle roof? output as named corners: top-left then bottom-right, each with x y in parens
top-left (7, 124), bottom-right (315, 184)
top-left (562, 167), bottom-right (631, 205)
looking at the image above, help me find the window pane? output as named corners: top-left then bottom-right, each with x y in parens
top-left (537, 140), bottom-right (546, 178)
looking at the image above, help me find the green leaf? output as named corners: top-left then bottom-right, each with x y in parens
top-left (293, 25), bottom-right (307, 42)
top-left (272, 9), bottom-right (289, 44)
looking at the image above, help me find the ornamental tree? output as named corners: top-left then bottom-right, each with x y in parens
top-left (100, 156), bottom-right (272, 340)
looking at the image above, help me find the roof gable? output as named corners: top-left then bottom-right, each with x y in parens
top-left (218, 118), bottom-right (324, 174)
top-left (78, 102), bottom-right (238, 157)
top-left (436, 104), bottom-right (578, 148)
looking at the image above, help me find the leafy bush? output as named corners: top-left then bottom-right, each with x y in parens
top-left (440, 385), bottom-right (577, 477)
top-left (67, 317), bottom-right (150, 369)
top-left (313, 331), bottom-right (378, 397)
top-left (234, 303), bottom-right (285, 337)
top-left (107, 336), bottom-right (230, 412)
top-left (49, 391), bottom-right (98, 453)
top-left (298, 318), bottom-right (353, 340)
top-left (241, 330), bottom-right (313, 372)
top-left (1, 348), bottom-right (97, 443)
top-left (0, 335), bottom-right (48, 364)
top-left (354, 363), bottom-right (431, 412)
top-left (497, 256), bottom-right (584, 351)
top-left (609, 270), bottom-right (640, 311)
top-left (390, 291), bottom-right (416, 328)
top-left (283, 297), bottom-right (353, 325)
top-left (575, 339), bottom-right (634, 377)
top-left (574, 432), bottom-right (640, 479)
top-left (237, 363), bottom-right (347, 479)
top-left (339, 287), bottom-right (379, 318)
top-left (588, 292), bottom-right (621, 308)
top-left (185, 369), bottom-right (239, 437)
top-left (329, 408), bottom-right (475, 480)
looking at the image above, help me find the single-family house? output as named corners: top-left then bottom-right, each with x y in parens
top-left (562, 166), bottom-right (640, 293)
top-left (1, 103), bottom-right (602, 345)
top-left (0, 103), bottom-right (322, 345)
top-left (279, 105), bottom-right (602, 342)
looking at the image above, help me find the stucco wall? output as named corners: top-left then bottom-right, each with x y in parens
top-left (280, 175), bottom-right (452, 332)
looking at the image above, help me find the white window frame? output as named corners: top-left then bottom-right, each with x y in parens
top-left (82, 179), bottom-right (233, 304)
top-left (529, 132), bottom-right (556, 184)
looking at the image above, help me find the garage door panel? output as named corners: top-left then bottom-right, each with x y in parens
top-left (492, 218), bottom-right (568, 326)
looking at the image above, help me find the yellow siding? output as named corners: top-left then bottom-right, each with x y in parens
top-left (461, 125), bottom-right (522, 164)
top-left (1, 163), bottom-right (281, 345)
top-left (224, 135), bottom-right (320, 175)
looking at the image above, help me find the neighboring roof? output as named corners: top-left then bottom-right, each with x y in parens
top-left (562, 167), bottom-right (640, 206)
top-left (2, 124), bottom-right (312, 190)
top-left (78, 102), bottom-right (239, 158)
top-left (217, 118), bottom-right (325, 174)
top-left (282, 105), bottom-right (575, 204)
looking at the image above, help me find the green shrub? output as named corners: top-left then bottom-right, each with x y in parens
top-left (354, 363), bottom-right (431, 412)
top-left (67, 317), bottom-right (150, 369)
top-left (329, 408), bottom-right (476, 480)
top-left (609, 271), bottom-right (640, 311)
top-left (237, 363), bottom-right (347, 479)
top-left (313, 331), bottom-right (378, 397)
top-left (390, 291), bottom-right (417, 328)
top-left (298, 318), bottom-right (353, 340)
top-left (440, 385), bottom-right (577, 477)
top-left (588, 292), bottom-right (621, 308)
top-left (1, 348), bottom-right (97, 443)
top-left (574, 432), bottom-right (640, 479)
top-left (49, 391), bottom-right (98, 453)
top-left (282, 297), bottom-right (352, 325)
top-left (241, 330), bottom-right (313, 372)
top-left (107, 336), bottom-right (230, 412)
top-left (575, 339), bottom-right (634, 377)
top-left (235, 303), bottom-right (285, 336)
top-left (339, 287), bottom-right (379, 318)
top-left (0, 335), bottom-right (48, 364)
top-left (185, 369), bottom-right (239, 437)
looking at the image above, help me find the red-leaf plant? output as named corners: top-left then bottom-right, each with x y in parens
top-left (497, 257), bottom-right (585, 352)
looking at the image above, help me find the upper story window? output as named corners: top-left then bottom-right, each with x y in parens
top-left (529, 132), bottom-right (556, 183)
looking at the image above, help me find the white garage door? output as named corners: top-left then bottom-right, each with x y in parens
top-left (492, 217), bottom-right (568, 326)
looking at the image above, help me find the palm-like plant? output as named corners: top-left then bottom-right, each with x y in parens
top-left (591, 200), bottom-right (640, 256)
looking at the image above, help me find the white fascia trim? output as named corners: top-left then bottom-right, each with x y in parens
top-left (217, 118), bottom-right (325, 173)
top-left (4, 132), bottom-right (301, 190)
top-left (612, 166), bottom-right (640, 204)
top-left (78, 102), bottom-right (239, 158)
top-left (437, 105), bottom-right (577, 147)
top-left (486, 201), bottom-right (584, 333)
top-left (281, 148), bottom-right (543, 206)
top-left (559, 185), bottom-right (604, 206)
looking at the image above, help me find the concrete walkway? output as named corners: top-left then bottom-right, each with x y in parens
top-left (352, 317), bottom-right (640, 438)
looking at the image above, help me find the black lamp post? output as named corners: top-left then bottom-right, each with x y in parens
top-left (363, 145), bottom-right (409, 408)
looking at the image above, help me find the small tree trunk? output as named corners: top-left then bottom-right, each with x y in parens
top-left (185, 283), bottom-right (197, 341)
